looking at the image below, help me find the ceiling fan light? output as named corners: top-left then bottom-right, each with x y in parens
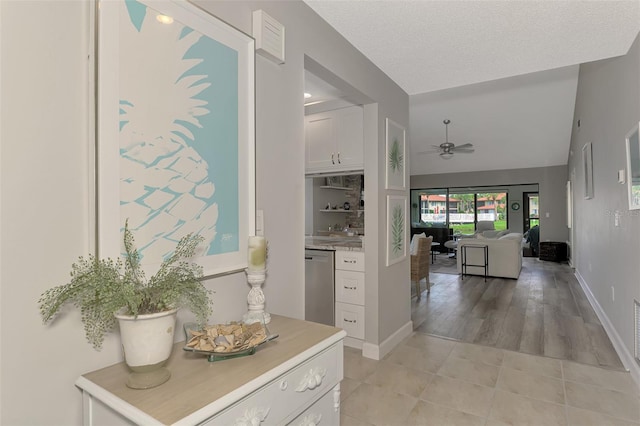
top-left (440, 152), bottom-right (453, 160)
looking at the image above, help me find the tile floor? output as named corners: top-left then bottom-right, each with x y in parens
top-left (340, 333), bottom-right (640, 426)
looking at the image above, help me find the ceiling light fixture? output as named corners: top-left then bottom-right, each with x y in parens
top-left (156, 14), bottom-right (174, 24)
top-left (440, 152), bottom-right (453, 160)
top-left (304, 92), bottom-right (312, 99)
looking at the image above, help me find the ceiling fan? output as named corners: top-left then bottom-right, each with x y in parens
top-left (421, 119), bottom-right (475, 159)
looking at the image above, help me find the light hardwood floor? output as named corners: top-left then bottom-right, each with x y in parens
top-left (412, 257), bottom-right (625, 370)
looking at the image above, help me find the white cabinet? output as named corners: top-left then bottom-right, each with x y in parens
top-left (335, 270), bottom-right (364, 305)
top-left (76, 316), bottom-right (346, 426)
top-left (335, 250), bottom-right (365, 346)
top-left (207, 344), bottom-right (340, 425)
top-left (305, 105), bottom-right (363, 174)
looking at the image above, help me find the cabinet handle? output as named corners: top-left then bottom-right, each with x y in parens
top-left (344, 319), bottom-right (356, 323)
top-left (344, 286), bottom-right (356, 290)
top-left (331, 153), bottom-right (335, 165)
top-left (233, 406), bottom-right (270, 426)
top-left (337, 152), bottom-right (341, 164)
top-left (295, 367), bottom-right (326, 392)
top-left (344, 259), bottom-right (357, 264)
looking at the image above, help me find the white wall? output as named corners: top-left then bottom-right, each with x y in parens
top-left (568, 31), bottom-right (640, 373)
top-left (0, 1), bottom-right (408, 423)
top-left (198, 2), bottom-right (410, 351)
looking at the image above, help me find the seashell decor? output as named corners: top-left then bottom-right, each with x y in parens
top-left (186, 322), bottom-right (267, 353)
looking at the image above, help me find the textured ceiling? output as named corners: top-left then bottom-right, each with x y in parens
top-left (303, 1), bottom-right (640, 176)
top-left (304, 0), bottom-right (640, 95)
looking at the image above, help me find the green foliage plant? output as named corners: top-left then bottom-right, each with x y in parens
top-left (391, 205), bottom-right (405, 254)
top-left (389, 138), bottom-right (403, 172)
top-left (38, 221), bottom-right (213, 350)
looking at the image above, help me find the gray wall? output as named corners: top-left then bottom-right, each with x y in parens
top-left (568, 32), bottom-right (640, 365)
top-left (411, 165), bottom-right (569, 242)
top-left (0, 1), bottom-right (408, 423)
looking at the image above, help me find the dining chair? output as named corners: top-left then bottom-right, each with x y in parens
top-left (410, 235), bottom-right (433, 298)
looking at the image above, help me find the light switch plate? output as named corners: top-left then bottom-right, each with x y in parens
top-left (618, 169), bottom-right (626, 184)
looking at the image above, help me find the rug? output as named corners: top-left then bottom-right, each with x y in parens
top-left (429, 254), bottom-right (458, 275)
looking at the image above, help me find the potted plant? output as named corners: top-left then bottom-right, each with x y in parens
top-left (38, 221), bottom-right (213, 389)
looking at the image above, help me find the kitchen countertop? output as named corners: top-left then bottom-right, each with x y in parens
top-left (305, 235), bottom-right (364, 252)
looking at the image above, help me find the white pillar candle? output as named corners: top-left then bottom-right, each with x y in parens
top-left (248, 236), bottom-right (267, 271)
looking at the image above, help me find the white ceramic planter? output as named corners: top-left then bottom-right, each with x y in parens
top-left (115, 308), bottom-right (178, 389)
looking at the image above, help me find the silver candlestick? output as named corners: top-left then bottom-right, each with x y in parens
top-left (243, 268), bottom-right (271, 324)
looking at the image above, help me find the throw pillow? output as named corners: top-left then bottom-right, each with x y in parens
top-left (496, 229), bottom-right (510, 238)
top-left (481, 230), bottom-right (500, 238)
top-left (410, 233), bottom-right (427, 256)
top-left (499, 232), bottom-right (522, 240)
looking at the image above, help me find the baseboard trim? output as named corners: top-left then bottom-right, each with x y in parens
top-left (343, 336), bottom-right (364, 350)
top-left (362, 321), bottom-right (413, 360)
top-left (575, 270), bottom-right (640, 388)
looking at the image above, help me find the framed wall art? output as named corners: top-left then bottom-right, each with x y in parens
top-left (583, 142), bottom-right (594, 199)
top-left (97, 0), bottom-right (255, 277)
top-left (625, 122), bottom-right (640, 210)
top-left (386, 195), bottom-right (407, 266)
top-left (385, 118), bottom-right (406, 190)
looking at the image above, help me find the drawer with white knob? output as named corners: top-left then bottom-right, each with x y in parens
top-left (335, 270), bottom-right (364, 305)
top-left (335, 250), bottom-right (364, 272)
top-left (289, 385), bottom-right (339, 426)
top-left (206, 343), bottom-right (341, 425)
top-left (335, 302), bottom-right (365, 340)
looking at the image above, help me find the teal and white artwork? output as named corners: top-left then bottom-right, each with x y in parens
top-left (386, 195), bottom-right (407, 266)
top-left (98, 0), bottom-right (255, 276)
top-left (385, 118), bottom-right (406, 190)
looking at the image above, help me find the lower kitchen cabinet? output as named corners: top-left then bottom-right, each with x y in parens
top-left (335, 302), bottom-right (365, 340)
top-left (76, 315), bottom-right (345, 425)
top-left (335, 250), bottom-right (365, 347)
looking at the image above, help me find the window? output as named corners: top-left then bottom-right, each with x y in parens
top-left (411, 187), bottom-right (509, 232)
top-left (411, 189), bottom-right (447, 227)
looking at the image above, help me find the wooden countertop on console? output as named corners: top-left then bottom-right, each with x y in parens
top-left (77, 315), bottom-right (345, 425)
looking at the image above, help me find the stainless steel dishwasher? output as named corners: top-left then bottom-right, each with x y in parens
top-left (304, 249), bottom-right (335, 326)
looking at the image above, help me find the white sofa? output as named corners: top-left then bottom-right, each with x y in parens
top-left (456, 232), bottom-right (523, 279)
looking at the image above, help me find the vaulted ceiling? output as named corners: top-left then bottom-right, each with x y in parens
top-left (303, 0), bottom-right (640, 175)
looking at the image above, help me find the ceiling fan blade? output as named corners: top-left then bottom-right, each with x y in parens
top-left (452, 149), bottom-right (475, 153)
top-left (454, 143), bottom-right (473, 149)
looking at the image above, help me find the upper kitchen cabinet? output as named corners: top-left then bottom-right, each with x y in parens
top-left (305, 105), bottom-right (363, 174)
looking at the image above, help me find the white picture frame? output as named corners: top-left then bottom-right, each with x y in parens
top-left (386, 195), bottom-right (407, 266)
top-left (625, 122), bottom-right (640, 210)
top-left (385, 118), bottom-right (406, 190)
top-left (583, 142), bottom-right (594, 199)
top-left (97, 0), bottom-right (255, 277)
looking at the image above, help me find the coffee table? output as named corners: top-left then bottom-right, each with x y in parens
top-left (444, 240), bottom-right (458, 258)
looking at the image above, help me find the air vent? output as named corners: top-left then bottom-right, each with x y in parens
top-left (252, 10), bottom-right (285, 64)
top-left (635, 300), bottom-right (640, 366)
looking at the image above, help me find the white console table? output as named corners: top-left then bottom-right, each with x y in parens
top-left (76, 315), bottom-right (346, 425)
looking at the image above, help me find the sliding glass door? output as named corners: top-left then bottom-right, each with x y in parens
top-left (524, 192), bottom-right (539, 232)
top-left (411, 188), bottom-right (508, 232)
top-left (476, 192), bottom-right (507, 230)
top-left (448, 191), bottom-right (475, 234)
